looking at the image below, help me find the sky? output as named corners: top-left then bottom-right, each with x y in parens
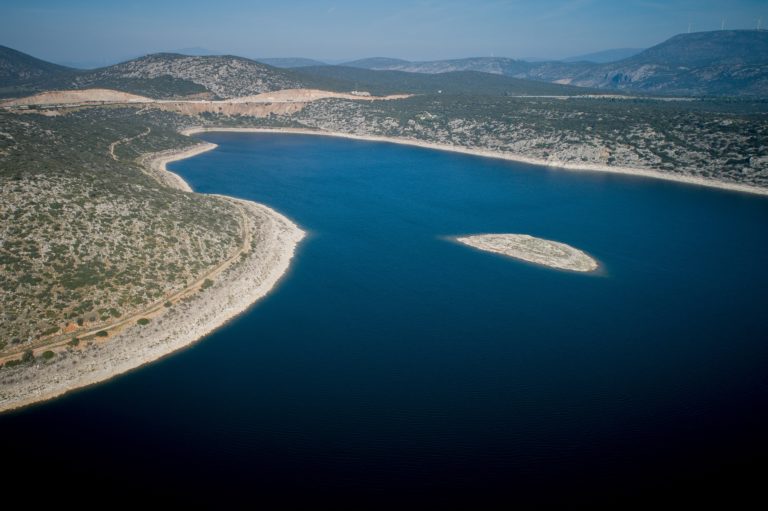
top-left (1, 0), bottom-right (765, 66)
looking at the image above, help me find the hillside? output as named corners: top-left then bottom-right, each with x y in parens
top-left (550, 30), bottom-right (768, 95)
top-left (256, 57), bottom-right (327, 68)
top-left (0, 45), bottom-right (72, 85)
top-left (340, 31), bottom-right (768, 96)
top-left (0, 50), bottom-right (337, 100)
top-left (343, 56), bottom-right (532, 76)
top-left (4, 31), bottom-right (766, 100)
top-left (0, 107), bottom-right (244, 353)
top-left (65, 53), bottom-right (307, 99)
top-left (292, 66), bottom-right (604, 96)
top-left (0, 46), bottom-right (609, 100)
top-left (0, 45), bottom-right (75, 97)
top-left (562, 48), bottom-right (644, 63)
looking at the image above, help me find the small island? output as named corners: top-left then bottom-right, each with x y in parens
top-left (455, 234), bottom-right (598, 272)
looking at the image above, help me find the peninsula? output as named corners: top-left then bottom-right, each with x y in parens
top-left (0, 133), bottom-right (304, 413)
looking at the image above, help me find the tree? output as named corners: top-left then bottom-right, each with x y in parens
top-left (22, 349), bottom-right (34, 364)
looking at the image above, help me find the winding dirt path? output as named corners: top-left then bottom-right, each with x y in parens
top-left (0, 199), bottom-right (251, 365)
top-left (109, 127), bottom-right (151, 160)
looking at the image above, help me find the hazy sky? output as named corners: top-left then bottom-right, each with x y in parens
top-left (2, 0), bottom-right (765, 66)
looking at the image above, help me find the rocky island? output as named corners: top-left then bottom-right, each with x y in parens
top-left (455, 234), bottom-right (598, 272)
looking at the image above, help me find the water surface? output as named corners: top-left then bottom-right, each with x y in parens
top-left (3, 133), bottom-right (768, 504)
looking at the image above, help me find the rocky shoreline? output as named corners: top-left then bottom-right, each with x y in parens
top-left (182, 127), bottom-right (768, 197)
top-left (0, 145), bottom-right (305, 413)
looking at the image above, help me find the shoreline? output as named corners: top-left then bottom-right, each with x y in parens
top-left (136, 142), bottom-right (218, 192)
top-left (454, 234), bottom-right (599, 273)
top-left (182, 127), bottom-right (768, 197)
top-left (0, 144), bottom-right (305, 414)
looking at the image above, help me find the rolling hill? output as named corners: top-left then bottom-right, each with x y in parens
top-left (62, 53), bottom-right (307, 99)
top-left (562, 48), bottom-right (644, 63)
top-left (2, 31), bottom-right (767, 99)
top-left (0, 45), bottom-right (72, 85)
top-left (341, 31), bottom-right (768, 96)
top-left (293, 65), bottom-right (604, 96)
top-left (343, 56), bottom-right (532, 76)
top-left (0, 47), bottom-right (605, 99)
top-left (256, 57), bottom-right (328, 68)
top-left (0, 50), bottom-right (336, 99)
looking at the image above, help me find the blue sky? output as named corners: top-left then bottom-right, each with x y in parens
top-left (2, 0), bottom-right (765, 66)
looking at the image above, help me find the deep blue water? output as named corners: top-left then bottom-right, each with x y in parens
top-left (3, 133), bottom-right (768, 505)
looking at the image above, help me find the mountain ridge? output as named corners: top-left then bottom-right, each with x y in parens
top-left (2, 30), bottom-right (767, 98)
top-left (340, 31), bottom-right (768, 96)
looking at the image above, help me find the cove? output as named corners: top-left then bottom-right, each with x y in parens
top-left (2, 132), bottom-right (768, 504)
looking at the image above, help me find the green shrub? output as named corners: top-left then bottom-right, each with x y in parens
top-left (41, 350), bottom-right (55, 360)
top-left (68, 337), bottom-right (80, 347)
top-left (22, 349), bottom-right (34, 363)
top-left (95, 330), bottom-right (109, 337)
top-left (43, 325), bottom-right (60, 336)
top-left (137, 318), bottom-right (150, 326)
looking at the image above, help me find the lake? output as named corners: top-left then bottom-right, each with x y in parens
top-left (3, 133), bottom-right (768, 505)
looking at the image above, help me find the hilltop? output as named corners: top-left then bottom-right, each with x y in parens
top-left (0, 47), bottom-right (608, 99)
top-left (0, 50), bottom-right (327, 99)
top-left (4, 31), bottom-right (767, 99)
top-left (0, 45), bottom-right (72, 86)
top-left (71, 53), bottom-right (303, 98)
top-left (0, 45), bottom-right (74, 97)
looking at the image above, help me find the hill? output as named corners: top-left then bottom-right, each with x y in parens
top-left (343, 56), bottom-right (532, 76)
top-left (0, 50), bottom-right (345, 100)
top-left (0, 45), bottom-right (74, 96)
top-left (342, 57), bottom-right (412, 69)
top-left (256, 58), bottom-right (327, 68)
top-left (338, 31), bottom-right (768, 96)
top-left (292, 65), bottom-right (602, 96)
top-left (63, 53), bottom-right (308, 99)
top-left (0, 46), bottom-right (605, 100)
top-left (552, 30), bottom-right (768, 95)
top-left (0, 45), bottom-right (72, 85)
top-left (3, 31), bottom-right (767, 100)
top-left (562, 48), bottom-right (644, 63)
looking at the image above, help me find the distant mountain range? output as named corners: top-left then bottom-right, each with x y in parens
top-left (0, 47), bottom-right (607, 100)
top-left (562, 48), bottom-right (645, 63)
top-left (255, 58), bottom-right (327, 68)
top-left (1, 30), bottom-right (767, 98)
top-left (341, 31), bottom-right (768, 96)
top-left (0, 50), bottom-right (308, 99)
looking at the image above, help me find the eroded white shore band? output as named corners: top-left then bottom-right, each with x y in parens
top-left (0, 144), bottom-right (305, 413)
top-left (182, 127), bottom-right (768, 197)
